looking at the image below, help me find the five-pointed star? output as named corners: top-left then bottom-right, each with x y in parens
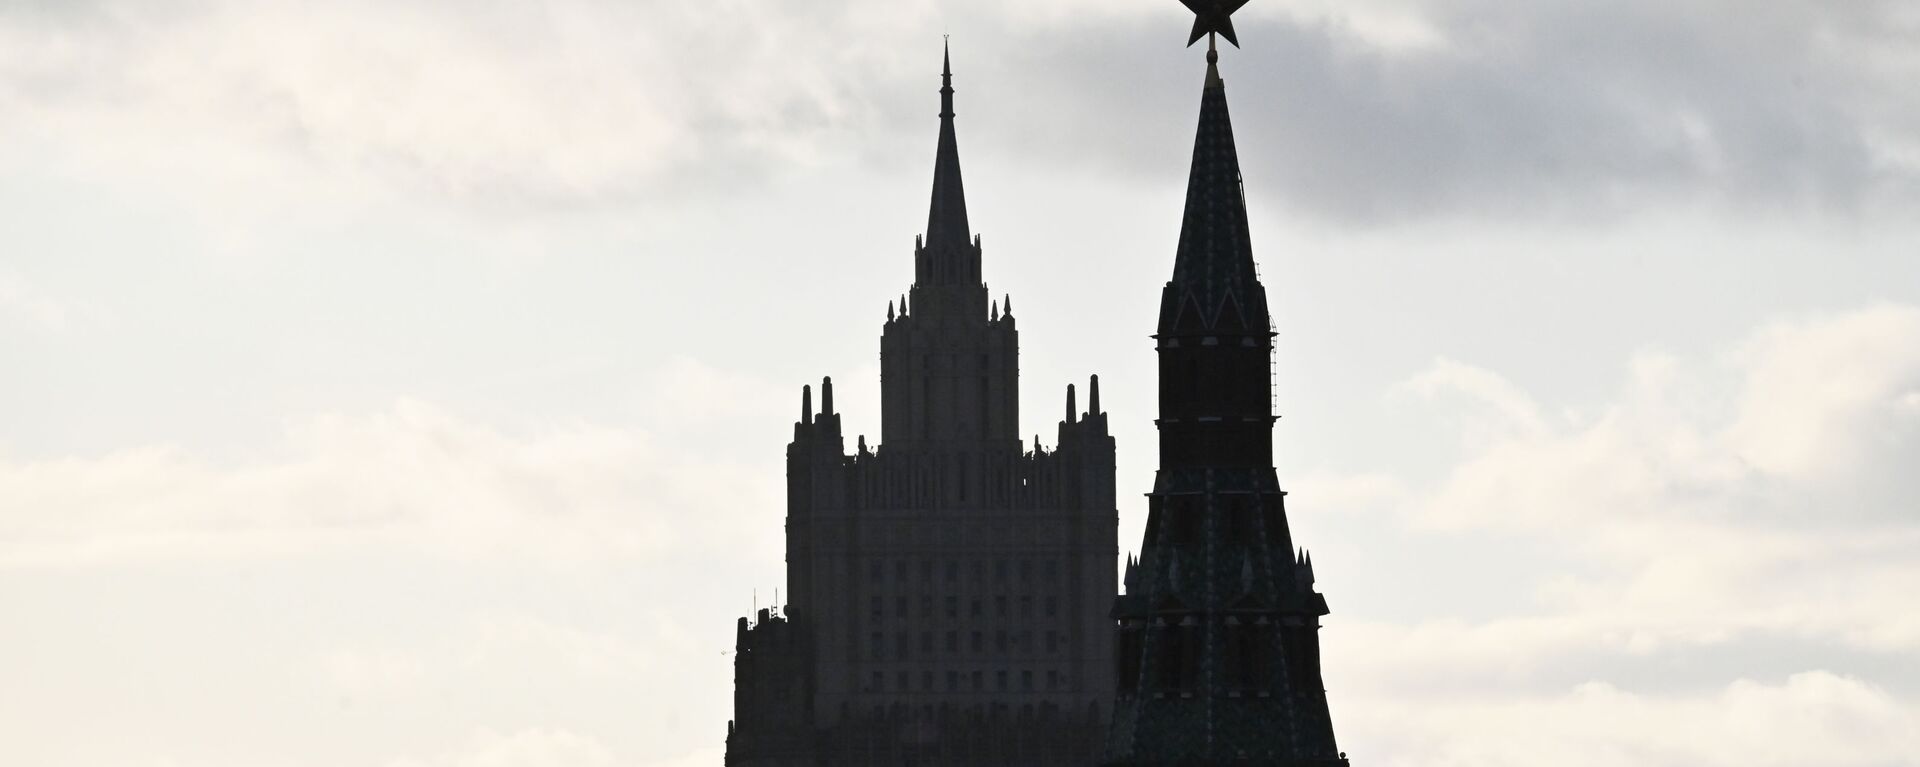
top-left (1180, 0), bottom-right (1252, 47)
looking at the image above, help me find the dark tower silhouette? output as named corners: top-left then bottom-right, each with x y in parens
top-left (1104, 9), bottom-right (1351, 765)
top-left (726, 44), bottom-right (1119, 766)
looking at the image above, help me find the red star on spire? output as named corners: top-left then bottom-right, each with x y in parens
top-left (1179, 0), bottom-right (1252, 48)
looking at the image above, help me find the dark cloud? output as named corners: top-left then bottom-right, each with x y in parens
top-left (947, 1), bottom-right (1919, 223)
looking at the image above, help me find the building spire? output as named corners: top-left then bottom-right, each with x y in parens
top-left (1158, 29), bottom-right (1266, 335)
top-left (925, 39), bottom-right (971, 253)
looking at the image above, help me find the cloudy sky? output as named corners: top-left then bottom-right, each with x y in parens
top-left (4, 0), bottom-right (1919, 765)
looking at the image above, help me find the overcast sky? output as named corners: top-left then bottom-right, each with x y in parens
top-left (3, 1), bottom-right (1919, 765)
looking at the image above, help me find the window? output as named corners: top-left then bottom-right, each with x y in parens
top-left (1229, 619), bottom-right (1270, 689)
top-left (947, 671), bottom-right (959, 691)
top-left (978, 377), bottom-right (989, 438)
top-left (896, 632), bottom-right (909, 659)
top-left (996, 631), bottom-right (1007, 652)
top-left (1044, 559), bottom-right (1059, 583)
top-left (1046, 630), bottom-right (1058, 654)
top-left (1118, 626), bottom-right (1142, 694)
top-left (971, 631), bottom-right (983, 653)
top-left (921, 560), bottom-right (933, 582)
top-left (921, 595), bottom-right (932, 618)
top-left (871, 596), bottom-right (883, 619)
top-left (1022, 670), bottom-right (1033, 691)
top-left (872, 632), bottom-right (884, 659)
top-left (921, 632), bottom-right (932, 654)
top-left (898, 671), bottom-right (909, 691)
top-left (1047, 670), bottom-right (1060, 690)
top-left (970, 599), bottom-right (982, 618)
top-left (897, 596), bottom-right (908, 617)
top-left (870, 560), bottom-right (883, 582)
top-left (1019, 560), bottom-right (1033, 582)
top-left (995, 596), bottom-right (1008, 618)
top-left (946, 631), bottom-right (958, 653)
top-left (922, 670), bottom-right (933, 691)
top-left (945, 596), bottom-right (957, 618)
top-left (896, 560), bottom-right (908, 581)
top-left (872, 671), bottom-right (883, 691)
top-left (945, 561), bottom-right (958, 583)
top-left (973, 671), bottom-right (983, 691)
top-left (995, 559), bottom-right (1008, 581)
top-left (996, 670), bottom-right (1008, 691)
top-left (1230, 496), bottom-right (1255, 542)
top-left (1019, 596), bottom-right (1032, 618)
top-left (1045, 596), bottom-right (1058, 617)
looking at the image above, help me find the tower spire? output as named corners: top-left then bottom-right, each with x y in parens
top-left (924, 39), bottom-right (971, 254)
top-left (1107, 3), bottom-right (1349, 764)
top-left (1158, 28), bottom-right (1265, 335)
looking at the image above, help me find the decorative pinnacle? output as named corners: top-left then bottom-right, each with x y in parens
top-left (1205, 33), bottom-right (1222, 88)
top-left (940, 37), bottom-right (955, 119)
top-left (1180, 0), bottom-right (1251, 48)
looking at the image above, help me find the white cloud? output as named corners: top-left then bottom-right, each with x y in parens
top-left (1726, 304), bottom-right (1920, 488)
top-left (0, 0), bottom-right (946, 209)
top-left (0, 358), bottom-right (786, 568)
top-left (1305, 304), bottom-right (1920, 764)
top-left (1408, 304), bottom-right (1920, 532)
top-left (1346, 672), bottom-right (1920, 767)
top-left (387, 728), bottom-right (619, 767)
top-left (0, 267), bottom-right (102, 332)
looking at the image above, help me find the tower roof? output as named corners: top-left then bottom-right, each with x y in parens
top-left (925, 42), bottom-right (971, 253)
top-left (1158, 50), bottom-right (1268, 334)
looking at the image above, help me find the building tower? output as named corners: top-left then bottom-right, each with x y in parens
top-left (1104, 8), bottom-right (1351, 765)
top-left (726, 44), bottom-right (1120, 766)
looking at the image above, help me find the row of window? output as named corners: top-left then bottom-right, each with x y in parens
top-left (1143, 495), bottom-right (1290, 548)
top-left (870, 594), bottom-right (1060, 620)
top-left (1117, 622), bottom-right (1285, 693)
top-left (870, 629), bottom-right (1067, 659)
top-left (870, 668), bottom-right (1064, 693)
top-left (869, 558), bottom-right (1063, 584)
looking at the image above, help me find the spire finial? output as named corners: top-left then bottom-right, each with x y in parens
top-left (925, 41), bottom-right (971, 254)
top-left (941, 38), bottom-right (954, 118)
top-left (1205, 33), bottom-right (1222, 88)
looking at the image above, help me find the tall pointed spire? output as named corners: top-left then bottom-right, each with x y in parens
top-left (1108, 6), bottom-right (1349, 764)
top-left (1158, 37), bottom-right (1267, 335)
top-left (925, 40), bottom-right (971, 254)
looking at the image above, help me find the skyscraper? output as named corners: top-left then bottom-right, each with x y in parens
top-left (725, 45), bottom-right (1120, 766)
top-left (1103, 17), bottom-right (1351, 767)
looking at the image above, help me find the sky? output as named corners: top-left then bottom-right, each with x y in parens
top-left (3, 0), bottom-right (1919, 765)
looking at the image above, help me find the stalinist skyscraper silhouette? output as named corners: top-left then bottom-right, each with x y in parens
top-left (1104, 1), bottom-right (1351, 764)
top-left (725, 44), bottom-right (1120, 766)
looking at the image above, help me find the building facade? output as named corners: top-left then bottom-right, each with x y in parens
top-left (1103, 44), bottom-right (1352, 766)
top-left (726, 47), bottom-right (1119, 766)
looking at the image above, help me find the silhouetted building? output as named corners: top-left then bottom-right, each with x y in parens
top-left (726, 46), bottom-right (1119, 766)
top-left (1103, 38), bottom-right (1351, 767)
